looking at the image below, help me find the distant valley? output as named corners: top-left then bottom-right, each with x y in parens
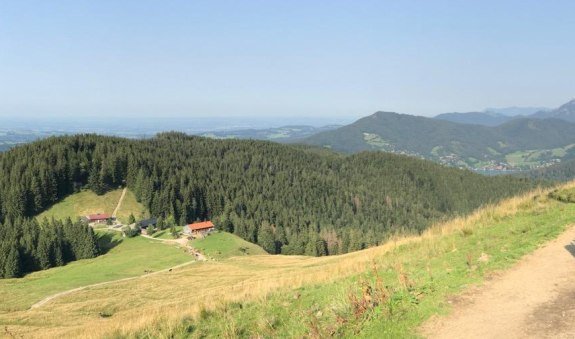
top-left (200, 124), bottom-right (341, 142)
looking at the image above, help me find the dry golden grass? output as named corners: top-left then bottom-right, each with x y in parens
top-left (3, 181), bottom-right (574, 338)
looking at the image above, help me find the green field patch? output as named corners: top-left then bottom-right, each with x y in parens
top-left (37, 189), bottom-right (148, 223)
top-left (486, 147), bottom-right (500, 156)
top-left (505, 144), bottom-right (575, 168)
top-left (37, 189), bottom-right (122, 221)
top-left (190, 231), bottom-right (268, 260)
top-left (266, 132), bottom-right (291, 139)
top-left (152, 226), bottom-right (184, 239)
top-left (0, 231), bottom-right (191, 312)
top-left (362, 133), bottom-right (391, 149)
top-left (114, 190), bottom-right (149, 223)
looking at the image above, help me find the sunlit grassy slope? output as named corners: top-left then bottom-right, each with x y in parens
top-left (0, 231), bottom-right (192, 313)
top-left (115, 189), bottom-right (150, 222)
top-left (190, 231), bottom-right (268, 259)
top-left (2, 182), bottom-right (574, 338)
top-left (37, 188), bottom-right (148, 223)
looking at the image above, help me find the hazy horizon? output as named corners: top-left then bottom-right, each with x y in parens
top-left (2, 1), bottom-right (574, 122)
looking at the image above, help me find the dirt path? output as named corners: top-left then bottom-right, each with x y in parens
top-left (421, 225), bottom-right (575, 339)
top-left (111, 187), bottom-right (127, 219)
top-left (141, 234), bottom-right (207, 261)
top-left (30, 233), bottom-right (208, 310)
top-left (30, 260), bottom-right (196, 310)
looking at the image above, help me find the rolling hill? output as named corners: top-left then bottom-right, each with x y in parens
top-left (304, 111), bottom-right (575, 170)
top-left (0, 134), bottom-right (537, 277)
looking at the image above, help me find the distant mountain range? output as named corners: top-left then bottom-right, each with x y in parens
top-left (530, 99), bottom-right (575, 122)
top-left (435, 111), bottom-right (514, 127)
top-left (434, 100), bottom-right (575, 126)
top-left (304, 99), bottom-right (575, 171)
top-left (484, 106), bottom-right (549, 117)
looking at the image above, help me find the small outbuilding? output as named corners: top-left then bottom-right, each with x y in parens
top-left (137, 218), bottom-right (158, 235)
top-left (137, 218), bottom-right (158, 229)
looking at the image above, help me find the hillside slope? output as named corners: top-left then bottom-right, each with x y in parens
top-left (304, 112), bottom-right (575, 169)
top-left (2, 182), bottom-right (573, 338)
top-left (0, 134), bottom-right (536, 259)
top-left (37, 188), bottom-right (148, 223)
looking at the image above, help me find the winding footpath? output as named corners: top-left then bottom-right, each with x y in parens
top-left (421, 225), bottom-right (575, 338)
top-left (30, 234), bottom-right (206, 310)
top-left (30, 260), bottom-right (196, 309)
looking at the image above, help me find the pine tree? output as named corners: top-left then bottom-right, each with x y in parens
top-left (257, 221), bottom-right (276, 254)
top-left (3, 245), bottom-right (21, 278)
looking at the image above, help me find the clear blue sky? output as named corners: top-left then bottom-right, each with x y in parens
top-left (1, 0), bottom-right (574, 123)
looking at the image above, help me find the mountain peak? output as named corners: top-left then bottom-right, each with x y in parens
top-left (558, 99), bottom-right (575, 109)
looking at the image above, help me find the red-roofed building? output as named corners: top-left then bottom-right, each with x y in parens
top-left (184, 221), bottom-right (215, 237)
top-left (83, 213), bottom-right (113, 224)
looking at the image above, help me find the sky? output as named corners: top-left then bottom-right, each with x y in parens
top-left (1, 0), bottom-right (574, 126)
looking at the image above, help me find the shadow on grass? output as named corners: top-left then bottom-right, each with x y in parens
top-left (564, 242), bottom-right (575, 258)
top-left (97, 232), bottom-right (123, 254)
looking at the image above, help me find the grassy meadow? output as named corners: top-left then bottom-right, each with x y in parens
top-left (1, 182), bottom-right (574, 338)
top-left (151, 225), bottom-right (184, 239)
top-left (37, 189), bottom-right (122, 221)
top-left (190, 231), bottom-right (268, 259)
top-left (115, 189), bottom-right (150, 223)
top-left (0, 231), bottom-right (192, 313)
top-left (37, 188), bottom-right (148, 224)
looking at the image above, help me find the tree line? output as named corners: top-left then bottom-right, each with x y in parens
top-left (0, 133), bottom-right (538, 272)
top-left (0, 217), bottom-right (99, 278)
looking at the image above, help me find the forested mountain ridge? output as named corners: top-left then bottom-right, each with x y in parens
top-left (435, 111), bottom-right (515, 126)
top-left (304, 111), bottom-right (575, 170)
top-left (530, 99), bottom-right (575, 122)
top-left (434, 106), bottom-right (548, 127)
top-left (0, 133), bottom-right (536, 274)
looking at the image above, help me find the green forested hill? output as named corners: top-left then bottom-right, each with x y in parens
top-left (0, 134), bottom-right (536, 273)
top-left (304, 112), bottom-right (575, 169)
